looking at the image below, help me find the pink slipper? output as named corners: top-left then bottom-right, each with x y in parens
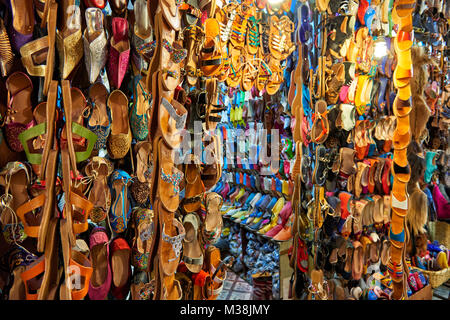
top-left (88, 227), bottom-right (112, 300)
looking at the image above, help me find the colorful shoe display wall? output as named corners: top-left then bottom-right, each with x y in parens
top-left (287, 0), bottom-right (450, 301)
top-left (0, 0), bottom-right (449, 301)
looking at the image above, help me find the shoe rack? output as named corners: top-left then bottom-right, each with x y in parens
top-left (389, 0), bottom-right (415, 300)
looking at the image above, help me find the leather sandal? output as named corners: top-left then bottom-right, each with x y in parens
top-left (200, 18), bottom-right (224, 77)
top-left (203, 192), bottom-right (223, 245)
top-left (182, 212), bottom-right (204, 273)
top-left (109, 169), bottom-right (133, 234)
top-left (311, 100), bottom-right (329, 144)
top-left (0, 162), bottom-right (32, 244)
top-left (18, 81), bottom-right (57, 179)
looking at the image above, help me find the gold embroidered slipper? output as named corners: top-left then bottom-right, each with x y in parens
top-left (107, 89), bottom-right (132, 160)
top-left (56, 1), bottom-right (83, 80)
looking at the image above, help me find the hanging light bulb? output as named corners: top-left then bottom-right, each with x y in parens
top-left (267, 0), bottom-right (285, 5)
top-left (373, 38), bottom-right (388, 60)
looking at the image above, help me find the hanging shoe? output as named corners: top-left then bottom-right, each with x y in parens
top-left (83, 8), bottom-right (108, 84)
top-left (108, 17), bottom-right (130, 89)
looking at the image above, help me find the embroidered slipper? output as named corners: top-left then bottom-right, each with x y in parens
top-left (107, 89), bottom-right (132, 159)
top-left (109, 169), bottom-right (133, 234)
top-left (130, 76), bottom-right (150, 142)
top-left (86, 82), bottom-right (111, 150)
top-left (131, 208), bottom-right (154, 272)
top-left (85, 157), bottom-right (113, 224)
top-left (110, 237), bottom-right (132, 300)
top-left (108, 17), bottom-right (130, 89)
top-left (88, 227), bottom-right (112, 300)
top-left (4, 72), bottom-right (34, 153)
top-left (56, 2), bottom-right (83, 80)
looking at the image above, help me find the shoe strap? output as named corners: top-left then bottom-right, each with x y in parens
top-left (391, 193), bottom-right (408, 210)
